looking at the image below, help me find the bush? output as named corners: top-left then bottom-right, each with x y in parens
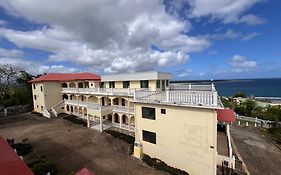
top-left (267, 127), bottom-right (281, 144)
top-left (11, 143), bottom-right (32, 156)
top-left (63, 115), bottom-right (87, 126)
top-left (233, 92), bottom-right (247, 98)
top-left (142, 154), bottom-right (189, 175)
top-left (30, 156), bottom-right (57, 175)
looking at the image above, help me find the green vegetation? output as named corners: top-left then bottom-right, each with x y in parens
top-left (267, 127), bottom-right (281, 144)
top-left (62, 115), bottom-right (87, 126)
top-left (233, 92), bottom-right (247, 98)
top-left (105, 130), bottom-right (134, 154)
top-left (31, 155), bottom-right (57, 175)
top-left (0, 64), bottom-right (34, 107)
top-left (142, 154), bottom-right (189, 175)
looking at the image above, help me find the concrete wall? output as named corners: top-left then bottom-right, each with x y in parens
top-left (32, 83), bottom-right (45, 113)
top-left (43, 82), bottom-right (64, 111)
top-left (134, 103), bottom-right (217, 175)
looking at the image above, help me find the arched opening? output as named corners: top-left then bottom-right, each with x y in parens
top-left (114, 113), bottom-right (119, 123)
top-left (122, 115), bottom-right (128, 124)
top-left (70, 106), bottom-right (73, 112)
top-left (62, 83), bottom-right (67, 88)
top-left (74, 106), bottom-right (78, 113)
top-left (66, 105), bottom-right (70, 111)
top-left (107, 114), bottom-right (112, 121)
top-left (69, 82), bottom-right (76, 88)
top-left (62, 94), bottom-right (68, 100)
top-left (130, 116), bottom-right (135, 126)
top-left (101, 97), bottom-right (111, 106)
top-left (88, 96), bottom-right (98, 103)
top-left (84, 108), bottom-right (87, 116)
top-left (79, 107), bottom-right (83, 114)
top-left (121, 98), bottom-right (126, 106)
top-left (113, 98), bottom-right (118, 105)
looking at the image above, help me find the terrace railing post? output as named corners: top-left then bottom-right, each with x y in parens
top-left (166, 90), bottom-right (170, 102)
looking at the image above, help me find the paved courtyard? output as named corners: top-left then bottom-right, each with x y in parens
top-left (0, 113), bottom-right (166, 175)
top-left (231, 125), bottom-right (281, 175)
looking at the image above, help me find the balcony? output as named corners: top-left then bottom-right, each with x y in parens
top-left (62, 87), bottom-right (135, 96)
top-left (134, 84), bottom-right (221, 108)
top-left (112, 105), bottom-right (134, 115)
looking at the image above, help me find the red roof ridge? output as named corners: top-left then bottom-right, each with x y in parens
top-left (29, 72), bottom-right (101, 83)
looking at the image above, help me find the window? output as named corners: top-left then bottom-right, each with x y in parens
top-left (41, 106), bottom-right (44, 111)
top-left (34, 95), bottom-right (37, 100)
top-left (37, 105), bottom-right (39, 108)
top-left (99, 82), bottom-right (105, 88)
top-left (166, 80), bottom-right (169, 87)
top-left (143, 130), bottom-right (156, 144)
top-left (78, 82), bottom-right (83, 88)
top-left (142, 107), bottom-right (155, 120)
top-left (161, 109), bottom-right (166, 114)
top-left (40, 86), bottom-right (43, 92)
top-left (140, 80), bottom-right (149, 88)
top-left (156, 80), bottom-right (160, 88)
top-left (91, 83), bottom-right (93, 86)
top-left (33, 84), bottom-right (36, 89)
top-left (123, 81), bottom-right (130, 88)
top-left (109, 81), bottom-right (115, 88)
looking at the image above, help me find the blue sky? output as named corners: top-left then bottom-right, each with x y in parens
top-left (0, 0), bottom-right (280, 80)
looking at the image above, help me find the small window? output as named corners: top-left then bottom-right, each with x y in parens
top-left (40, 86), bottom-right (43, 92)
top-left (61, 107), bottom-right (64, 110)
top-left (123, 81), bottom-right (130, 88)
top-left (140, 80), bottom-right (149, 88)
top-left (161, 109), bottom-right (166, 114)
top-left (41, 106), bottom-right (44, 111)
top-left (166, 80), bottom-right (169, 87)
top-left (34, 95), bottom-right (37, 100)
top-left (143, 130), bottom-right (156, 144)
top-left (109, 81), bottom-right (115, 88)
top-left (37, 105), bottom-right (39, 108)
top-left (91, 83), bottom-right (93, 86)
top-left (33, 84), bottom-right (36, 89)
top-left (142, 107), bottom-right (155, 120)
top-left (156, 80), bottom-right (160, 88)
top-left (99, 82), bottom-right (105, 88)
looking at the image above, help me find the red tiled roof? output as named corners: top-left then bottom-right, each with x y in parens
top-left (75, 168), bottom-right (96, 175)
top-left (0, 136), bottom-right (34, 175)
top-left (29, 73), bottom-right (101, 83)
top-left (217, 109), bottom-right (236, 123)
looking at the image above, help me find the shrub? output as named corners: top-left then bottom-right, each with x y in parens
top-left (142, 154), bottom-right (189, 175)
top-left (11, 143), bottom-right (32, 156)
top-left (233, 92), bottom-right (247, 98)
top-left (31, 156), bottom-right (57, 175)
top-left (267, 127), bottom-right (281, 144)
top-left (63, 115), bottom-right (87, 126)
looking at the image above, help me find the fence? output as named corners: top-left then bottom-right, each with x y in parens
top-left (0, 105), bottom-right (32, 117)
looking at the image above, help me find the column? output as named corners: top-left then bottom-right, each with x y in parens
top-left (87, 114), bottom-right (90, 128)
top-left (112, 114), bottom-right (114, 124)
top-left (128, 116), bottom-right (131, 130)
top-left (118, 98), bottom-right (122, 106)
top-left (128, 100), bottom-right (130, 113)
top-left (99, 115), bottom-right (103, 132)
top-left (119, 114), bottom-right (122, 128)
top-left (110, 98), bottom-right (114, 105)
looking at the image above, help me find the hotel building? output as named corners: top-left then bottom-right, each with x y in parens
top-left (30, 71), bottom-right (235, 175)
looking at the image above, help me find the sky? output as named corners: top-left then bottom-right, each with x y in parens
top-left (0, 0), bottom-right (280, 80)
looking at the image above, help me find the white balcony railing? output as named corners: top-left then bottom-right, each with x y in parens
top-left (64, 100), bottom-right (113, 112)
top-left (112, 105), bottom-right (134, 114)
top-left (168, 83), bottom-right (215, 91)
top-left (62, 87), bottom-right (136, 96)
top-left (135, 84), bottom-right (219, 107)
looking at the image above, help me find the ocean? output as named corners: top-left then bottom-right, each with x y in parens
top-left (172, 78), bottom-right (281, 97)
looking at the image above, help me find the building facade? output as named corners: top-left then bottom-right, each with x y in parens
top-left (30, 71), bottom-right (235, 175)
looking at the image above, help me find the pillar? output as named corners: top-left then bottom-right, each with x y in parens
top-left (99, 115), bottom-right (103, 132)
top-left (112, 114), bottom-right (114, 123)
top-left (118, 98), bottom-right (122, 106)
top-left (246, 122), bottom-right (249, 126)
top-left (119, 114), bottom-right (122, 128)
top-left (128, 116), bottom-right (131, 130)
top-left (87, 114), bottom-right (90, 128)
top-left (110, 98), bottom-right (114, 106)
top-left (238, 120), bottom-right (240, 125)
top-left (254, 123), bottom-right (257, 127)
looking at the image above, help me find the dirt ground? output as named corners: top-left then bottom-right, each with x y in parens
top-left (0, 113), bottom-right (166, 175)
top-left (231, 125), bottom-right (281, 175)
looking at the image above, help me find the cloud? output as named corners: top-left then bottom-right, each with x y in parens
top-left (175, 0), bottom-right (265, 25)
top-left (229, 55), bottom-right (257, 72)
top-left (176, 69), bottom-right (193, 77)
top-left (0, 20), bottom-right (6, 26)
top-left (0, 56), bottom-right (80, 75)
top-left (0, 0), bottom-right (211, 73)
top-left (237, 14), bottom-right (265, 25)
top-left (241, 32), bottom-right (260, 41)
top-left (0, 48), bottom-right (23, 57)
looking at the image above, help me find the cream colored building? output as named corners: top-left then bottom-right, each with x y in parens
top-left (30, 71), bottom-right (235, 175)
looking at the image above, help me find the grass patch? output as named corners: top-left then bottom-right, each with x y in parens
top-left (105, 130), bottom-right (134, 154)
top-left (266, 127), bottom-right (281, 144)
top-left (62, 115), bottom-right (87, 127)
top-left (142, 154), bottom-right (189, 175)
top-left (30, 155), bottom-right (57, 175)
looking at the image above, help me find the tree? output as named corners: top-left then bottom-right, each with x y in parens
top-left (0, 64), bottom-right (18, 98)
top-left (233, 92), bottom-right (247, 98)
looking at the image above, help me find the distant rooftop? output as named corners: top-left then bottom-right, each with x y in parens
top-left (29, 73), bottom-right (101, 83)
top-left (102, 71), bottom-right (173, 81)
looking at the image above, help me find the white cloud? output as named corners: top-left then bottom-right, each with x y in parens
top-left (177, 69), bottom-right (193, 77)
top-left (0, 0), bottom-right (211, 73)
top-left (229, 55), bottom-right (257, 72)
top-left (0, 48), bottom-right (23, 57)
top-left (237, 14), bottom-right (265, 25)
top-left (182, 0), bottom-right (265, 25)
top-left (0, 57), bottom-right (80, 75)
top-left (0, 20), bottom-right (6, 26)
top-left (241, 32), bottom-right (260, 41)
